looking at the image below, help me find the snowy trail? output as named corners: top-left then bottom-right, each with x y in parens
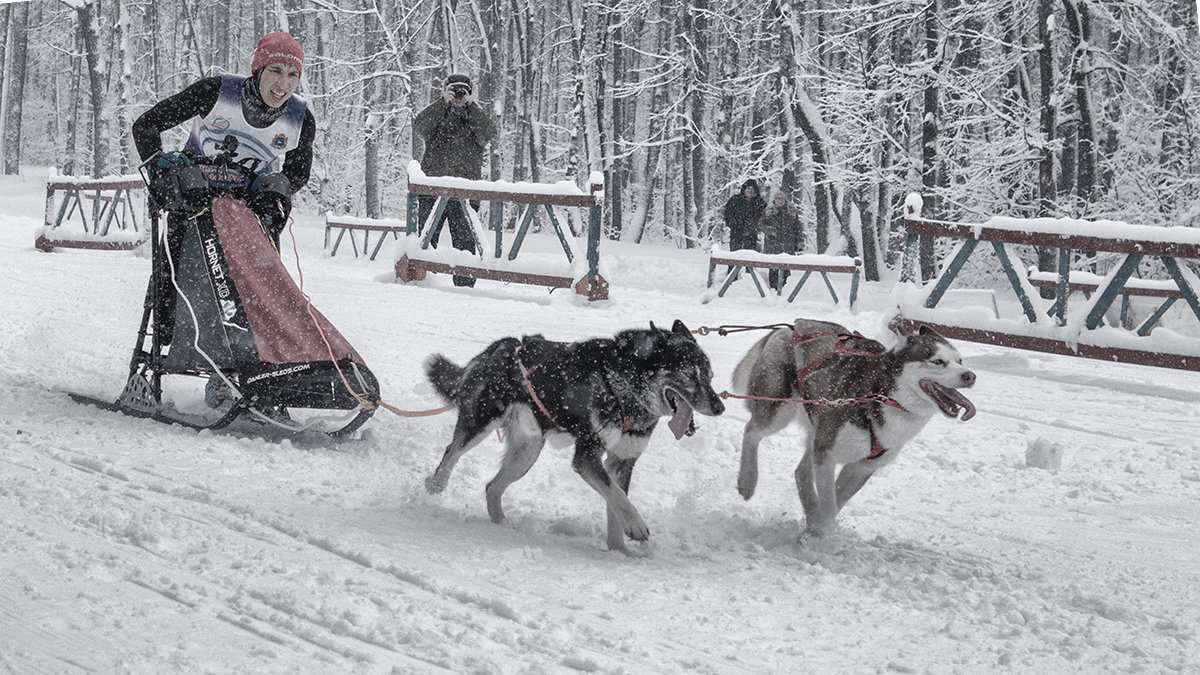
top-left (3, 182), bottom-right (1200, 672)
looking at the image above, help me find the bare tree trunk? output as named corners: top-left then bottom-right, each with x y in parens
top-left (576, 2), bottom-right (609, 238)
top-left (2, 1), bottom-right (28, 174)
top-left (363, 1), bottom-right (384, 219)
top-left (683, 0), bottom-right (708, 248)
top-left (852, 14), bottom-right (886, 281)
top-left (476, 0), bottom-right (503, 182)
top-left (64, 29), bottom-right (82, 176)
top-left (1061, 0), bottom-right (1094, 211)
top-left (72, 0), bottom-right (109, 178)
top-left (791, 95), bottom-right (835, 253)
top-left (112, 0), bottom-right (137, 172)
top-left (0, 4), bottom-right (9, 164)
top-left (253, 3), bottom-right (265, 44)
top-left (628, 65), bottom-right (667, 244)
top-left (608, 17), bottom-right (625, 239)
top-left (567, 0), bottom-right (586, 182)
top-left (147, 0), bottom-right (161, 96)
top-left (179, 0), bottom-right (206, 77)
top-left (1099, 24), bottom-right (1127, 201)
top-left (918, 0), bottom-right (941, 280)
top-left (780, 1), bottom-right (841, 254)
top-left (1035, 0), bottom-right (1057, 281)
top-left (1157, 0), bottom-right (1193, 214)
top-left (511, 0), bottom-right (540, 182)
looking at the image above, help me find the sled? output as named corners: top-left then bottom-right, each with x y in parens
top-left (68, 150), bottom-right (380, 439)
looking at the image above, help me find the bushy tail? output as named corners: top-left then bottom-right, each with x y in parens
top-left (424, 354), bottom-right (464, 403)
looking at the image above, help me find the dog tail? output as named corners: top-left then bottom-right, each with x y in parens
top-left (424, 354), bottom-right (464, 404)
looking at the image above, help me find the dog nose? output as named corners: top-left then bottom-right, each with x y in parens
top-left (961, 371), bottom-right (976, 386)
top-left (712, 396), bottom-right (726, 415)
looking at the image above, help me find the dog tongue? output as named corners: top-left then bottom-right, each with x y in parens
top-left (667, 398), bottom-right (694, 440)
top-left (949, 389), bottom-right (977, 421)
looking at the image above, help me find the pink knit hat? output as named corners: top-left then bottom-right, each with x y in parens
top-left (251, 32), bottom-right (304, 74)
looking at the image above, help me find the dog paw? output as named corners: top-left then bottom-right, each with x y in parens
top-left (737, 466), bottom-right (758, 500)
top-left (625, 517), bottom-right (650, 542)
top-left (424, 474), bottom-right (447, 494)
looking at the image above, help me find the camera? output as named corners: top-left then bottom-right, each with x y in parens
top-left (449, 84), bottom-right (470, 99)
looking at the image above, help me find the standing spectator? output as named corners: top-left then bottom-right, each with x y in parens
top-left (761, 190), bottom-right (804, 292)
top-left (413, 74), bottom-right (497, 287)
top-left (723, 179), bottom-right (766, 252)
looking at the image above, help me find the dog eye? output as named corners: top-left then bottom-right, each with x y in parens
top-left (931, 358), bottom-right (946, 366)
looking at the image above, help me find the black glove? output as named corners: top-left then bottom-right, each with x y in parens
top-left (249, 173), bottom-right (292, 238)
top-left (252, 173), bottom-right (291, 212)
top-left (144, 151), bottom-right (208, 214)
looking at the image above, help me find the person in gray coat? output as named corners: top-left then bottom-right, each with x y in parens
top-left (761, 190), bottom-right (803, 292)
top-left (413, 74), bottom-right (497, 287)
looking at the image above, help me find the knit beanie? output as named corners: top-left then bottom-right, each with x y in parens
top-left (252, 32), bottom-right (304, 75)
top-left (445, 74), bottom-right (472, 92)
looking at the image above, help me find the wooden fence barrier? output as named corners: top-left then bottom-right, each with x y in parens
top-left (896, 195), bottom-right (1200, 371)
top-left (396, 161), bottom-right (608, 301)
top-left (38, 173), bottom-right (147, 252)
top-left (706, 247), bottom-right (861, 307)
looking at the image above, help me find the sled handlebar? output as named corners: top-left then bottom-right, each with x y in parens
top-left (143, 147), bottom-right (282, 215)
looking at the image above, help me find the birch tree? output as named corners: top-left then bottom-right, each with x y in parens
top-left (2, 1), bottom-right (28, 174)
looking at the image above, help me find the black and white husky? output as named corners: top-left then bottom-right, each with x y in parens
top-left (733, 319), bottom-right (976, 536)
top-left (424, 320), bottom-right (725, 553)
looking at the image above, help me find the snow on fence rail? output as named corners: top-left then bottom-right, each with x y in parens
top-left (395, 161), bottom-right (608, 301)
top-left (896, 193), bottom-right (1200, 371)
top-left (323, 215), bottom-right (405, 260)
top-left (37, 171), bottom-right (148, 252)
top-left (705, 247), bottom-right (862, 307)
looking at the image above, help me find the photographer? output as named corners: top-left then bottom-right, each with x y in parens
top-left (413, 74), bottom-right (497, 287)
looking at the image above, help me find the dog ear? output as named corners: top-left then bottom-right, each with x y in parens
top-left (671, 319), bottom-right (696, 342)
top-left (618, 331), bottom-right (658, 360)
top-left (917, 324), bottom-right (941, 338)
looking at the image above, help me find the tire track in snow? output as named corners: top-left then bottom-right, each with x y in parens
top-left (16, 436), bottom-right (677, 673)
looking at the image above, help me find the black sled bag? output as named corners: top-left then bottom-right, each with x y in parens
top-left (162, 195), bottom-right (378, 409)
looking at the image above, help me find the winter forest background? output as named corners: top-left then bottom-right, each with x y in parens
top-left (0, 0), bottom-right (1198, 280)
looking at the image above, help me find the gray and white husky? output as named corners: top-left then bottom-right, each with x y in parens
top-left (733, 319), bottom-right (976, 536)
top-left (424, 320), bottom-right (725, 554)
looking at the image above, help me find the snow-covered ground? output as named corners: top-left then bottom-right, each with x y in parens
top-left (2, 171), bottom-right (1199, 673)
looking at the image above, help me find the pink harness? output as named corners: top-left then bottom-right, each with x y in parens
top-left (791, 330), bottom-right (905, 459)
top-left (516, 345), bottom-right (633, 434)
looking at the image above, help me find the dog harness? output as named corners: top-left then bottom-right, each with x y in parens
top-left (792, 330), bottom-right (905, 460)
top-left (514, 346), bottom-right (568, 432)
top-left (515, 345), bottom-right (641, 435)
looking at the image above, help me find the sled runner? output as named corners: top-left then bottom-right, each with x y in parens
top-left (70, 148), bottom-right (380, 439)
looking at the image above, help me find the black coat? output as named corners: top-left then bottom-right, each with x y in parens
top-left (723, 181), bottom-right (765, 251)
top-left (413, 100), bottom-right (497, 179)
top-left (761, 200), bottom-right (803, 254)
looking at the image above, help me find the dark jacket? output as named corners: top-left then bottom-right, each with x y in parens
top-left (723, 180), bottom-right (766, 251)
top-left (761, 199), bottom-right (803, 254)
top-left (131, 75), bottom-right (316, 191)
top-left (413, 100), bottom-right (497, 179)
